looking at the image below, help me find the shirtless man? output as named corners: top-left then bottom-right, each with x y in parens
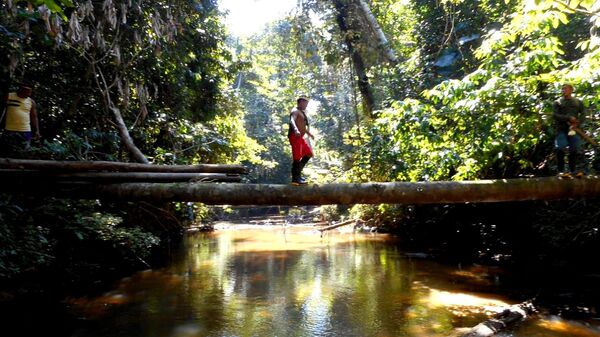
top-left (288, 96), bottom-right (314, 185)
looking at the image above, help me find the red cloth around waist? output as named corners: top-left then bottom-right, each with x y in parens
top-left (288, 134), bottom-right (313, 161)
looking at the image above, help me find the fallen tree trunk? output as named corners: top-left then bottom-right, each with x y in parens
top-left (3, 176), bottom-right (597, 205)
top-left (461, 301), bottom-right (536, 337)
top-left (3, 177), bottom-right (600, 205)
top-left (318, 219), bottom-right (357, 232)
top-left (0, 158), bottom-right (247, 174)
top-left (0, 170), bottom-right (240, 182)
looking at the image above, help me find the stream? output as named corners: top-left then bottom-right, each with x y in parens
top-left (4, 224), bottom-right (600, 336)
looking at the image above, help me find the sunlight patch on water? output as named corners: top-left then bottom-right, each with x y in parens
top-left (300, 276), bottom-right (334, 336)
top-left (427, 288), bottom-right (509, 310)
top-left (213, 225), bottom-right (388, 252)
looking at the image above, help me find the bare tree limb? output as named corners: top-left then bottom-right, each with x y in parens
top-left (355, 0), bottom-right (397, 63)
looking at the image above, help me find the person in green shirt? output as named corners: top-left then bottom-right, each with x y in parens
top-left (552, 83), bottom-right (585, 177)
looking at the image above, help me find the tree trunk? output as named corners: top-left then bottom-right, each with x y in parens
top-left (355, 0), bottom-right (397, 63)
top-left (351, 67), bottom-right (363, 141)
top-left (111, 107), bottom-right (150, 164)
top-left (5, 177), bottom-right (600, 205)
top-left (332, 0), bottom-right (375, 118)
top-left (0, 170), bottom-right (241, 182)
top-left (90, 60), bottom-right (149, 165)
top-left (0, 158), bottom-right (247, 173)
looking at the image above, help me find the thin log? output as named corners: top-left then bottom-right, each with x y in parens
top-left (249, 219), bottom-right (286, 224)
top-left (3, 177), bottom-right (600, 205)
top-left (0, 170), bottom-right (240, 182)
top-left (573, 127), bottom-right (599, 147)
top-left (290, 221), bottom-right (329, 226)
top-left (318, 219), bottom-right (357, 232)
top-left (243, 215), bottom-right (287, 220)
top-left (461, 301), bottom-right (536, 337)
top-left (111, 107), bottom-right (150, 164)
top-left (0, 158), bottom-right (247, 174)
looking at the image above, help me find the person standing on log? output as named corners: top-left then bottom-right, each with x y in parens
top-left (552, 83), bottom-right (585, 178)
top-left (288, 96), bottom-right (314, 185)
top-left (1, 82), bottom-right (40, 157)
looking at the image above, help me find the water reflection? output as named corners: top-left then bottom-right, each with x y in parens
top-left (68, 226), bottom-right (600, 337)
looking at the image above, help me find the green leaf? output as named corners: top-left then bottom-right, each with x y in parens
top-left (579, 0), bottom-right (595, 10)
top-left (43, 0), bottom-right (67, 20)
top-left (551, 16), bottom-right (560, 29)
top-left (569, 0), bottom-right (582, 8)
top-left (576, 40), bottom-right (591, 51)
top-left (557, 12), bottom-right (569, 25)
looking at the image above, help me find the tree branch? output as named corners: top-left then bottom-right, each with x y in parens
top-left (552, 0), bottom-right (600, 15)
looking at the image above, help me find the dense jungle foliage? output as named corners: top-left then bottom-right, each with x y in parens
top-left (235, 0), bottom-right (600, 268)
top-left (1, 0), bottom-right (600, 292)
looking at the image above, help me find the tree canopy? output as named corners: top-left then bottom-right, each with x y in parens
top-left (1, 0), bottom-right (264, 165)
top-left (233, 0), bottom-right (600, 183)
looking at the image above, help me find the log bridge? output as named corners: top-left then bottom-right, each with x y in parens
top-left (1, 158), bottom-right (600, 205)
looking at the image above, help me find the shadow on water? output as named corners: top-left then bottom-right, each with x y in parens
top-left (3, 225), bottom-right (600, 337)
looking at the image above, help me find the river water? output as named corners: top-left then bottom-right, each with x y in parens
top-left (51, 225), bottom-right (600, 336)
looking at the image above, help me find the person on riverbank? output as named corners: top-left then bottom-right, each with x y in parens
top-left (288, 96), bottom-right (314, 185)
top-left (1, 82), bottom-right (40, 156)
top-left (552, 83), bottom-right (586, 177)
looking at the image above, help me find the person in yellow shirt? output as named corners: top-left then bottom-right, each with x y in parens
top-left (1, 82), bottom-right (40, 155)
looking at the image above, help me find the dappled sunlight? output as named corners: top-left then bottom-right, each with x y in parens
top-left (410, 282), bottom-right (511, 323)
top-left (426, 288), bottom-right (509, 310)
top-left (298, 276), bottom-right (334, 335)
top-left (512, 316), bottom-right (600, 337)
